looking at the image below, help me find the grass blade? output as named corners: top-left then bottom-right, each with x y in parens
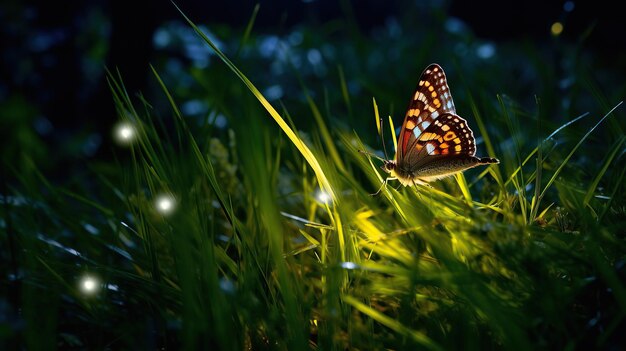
top-left (173, 2), bottom-right (336, 203)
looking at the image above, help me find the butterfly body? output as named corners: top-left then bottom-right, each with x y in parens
top-left (383, 154), bottom-right (499, 186)
top-left (381, 64), bottom-right (498, 186)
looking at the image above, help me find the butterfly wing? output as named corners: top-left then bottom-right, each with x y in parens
top-left (400, 112), bottom-right (500, 181)
top-left (405, 113), bottom-right (476, 162)
top-left (397, 63), bottom-right (456, 160)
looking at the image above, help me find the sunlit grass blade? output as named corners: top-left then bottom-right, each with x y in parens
top-left (529, 141), bottom-right (543, 223)
top-left (454, 173), bottom-right (472, 203)
top-left (388, 115), bottom-right (397, 154)
top-left (173, 2), bottom-right (336, 203)
top-left (342, 295), bottom-right (444, 351)
top-left (537, 202), bottom-right (554, 220)
top-left (373, 97), bottom-right (381, 136)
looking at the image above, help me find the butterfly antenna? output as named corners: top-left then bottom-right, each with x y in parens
top-left (379, 116), bottom-right (390, 160)
top-left (358, 149), bottom-right (386, 162)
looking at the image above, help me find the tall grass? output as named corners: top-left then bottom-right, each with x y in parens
top-left (2, 4), bottom-right (625, 351)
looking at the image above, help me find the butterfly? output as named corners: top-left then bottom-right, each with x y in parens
top-left (379, 63), bottom-right (499, 187)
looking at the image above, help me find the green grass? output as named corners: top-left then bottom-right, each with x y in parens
top-left (2, 4), bottom-right (626, 350)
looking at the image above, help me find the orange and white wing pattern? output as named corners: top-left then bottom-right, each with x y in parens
top-left (396, 63), bottom-right (456, 160)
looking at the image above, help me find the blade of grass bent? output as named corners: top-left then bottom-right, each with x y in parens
top-left (174, 4), bottom-right (336, 203)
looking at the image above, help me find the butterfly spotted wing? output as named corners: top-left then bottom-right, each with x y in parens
top-left (384, 64), bottom-right (498, 186)
top-left (396, 64), bottom-right (456, 160)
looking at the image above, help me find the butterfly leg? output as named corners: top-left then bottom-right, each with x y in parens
top-left (371, 177), bottom-right (396, 196)
top-left (371, 178), bottom-right (388, 196)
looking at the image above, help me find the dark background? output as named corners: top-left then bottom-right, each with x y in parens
top-left (1, 0), bottom-right (625, 175)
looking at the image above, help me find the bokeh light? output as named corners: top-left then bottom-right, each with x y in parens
top-left (551, 22), bottom-right (563, 36)
top-left (563, 1), bottom-right (575, 12)
top-left (341, 261), bottom-right (358, 270)
top-left (113, 121), bottom-right (136, 145)
top-left (81, 276), bottom-right (99, 294)
top-left (156, 194), bottom-right (176, 214)
top-left (316, 190), bottom-right (331, 204)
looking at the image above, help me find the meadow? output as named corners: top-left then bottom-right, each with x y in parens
top-left (2, 2), bottom-right (625, 350)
